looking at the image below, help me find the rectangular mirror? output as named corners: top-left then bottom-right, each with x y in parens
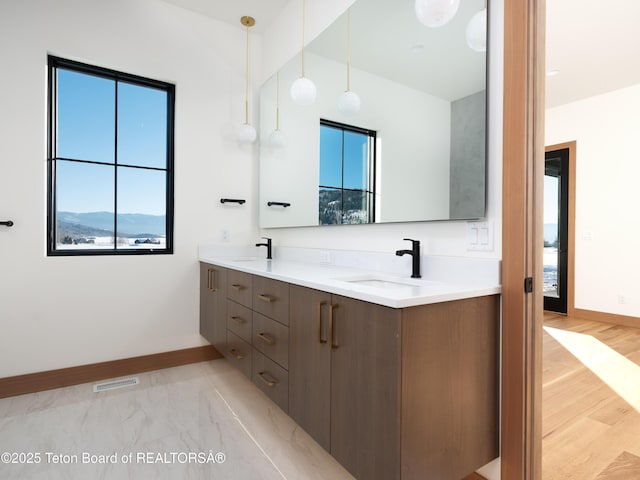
top-left (259, 0), bottom-right (488, 228)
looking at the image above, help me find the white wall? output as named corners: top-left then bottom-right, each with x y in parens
top-left (0, 0), bottom-right (261, 377)
top-left (259, 52), bottom-right (451, 227)
top-left (546, 84), bottom-right (640, 317)
top-left (260, 0), bottom-right (503, 259)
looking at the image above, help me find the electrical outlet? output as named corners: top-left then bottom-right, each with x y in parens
top-left (319, 250), bottom-right (331, 264)
top-left (221, 229), bottom-right (230, 242)
top-left (618, 295), bottom-right (626, 305)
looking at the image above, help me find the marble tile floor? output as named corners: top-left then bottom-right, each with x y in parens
top-left (0, 359), bottom-right (355, 480)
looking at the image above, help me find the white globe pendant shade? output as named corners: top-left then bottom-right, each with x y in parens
top-left (337, 90), bottom-right (361, 116)
top-left (237, 123), bottom-right (257, 144)
top-left (415, 0), bottom-right (460, 27)
top-left (466, 8), bottom-right (487, 52)
top-left (269, 128), bottom-right (286, 148)
top-left (290, 76), bottom-right (317, 106)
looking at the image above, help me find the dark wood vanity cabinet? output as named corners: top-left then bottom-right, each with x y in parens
top-left (289, 284), bottom-right (499, 480)
top-left (200, 263), bottom-right (290, 411)
top-left (201, 263), bottom-right (499, 480)
top-left (289, 285), bottom-right (401, 480)
top-left (199, 263), bottom-right (227, 354)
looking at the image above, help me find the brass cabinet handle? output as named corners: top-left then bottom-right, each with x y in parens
top-left (228, 348), bottom-right (244, 360)
top-left (256, 332), bottom-right (275, 345)
top-left (231, 284), bottom-right (245, 291)
top-left (230, 316), bottom-right (246, 324)
top-left (330, 304), bottom-right (339, 349)
top-left (318, 301), bottom-right (327, 344)
top-left (258, 294), bottom-right (275, 303)
top-left (207, 268), bottom-right (217, 292)
top-left (257, 371), bottom-right (278, 388)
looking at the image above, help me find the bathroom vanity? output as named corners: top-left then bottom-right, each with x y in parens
top-left (199, 248), bottom-right (499, 480)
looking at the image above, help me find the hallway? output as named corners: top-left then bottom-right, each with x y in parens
top-left (543, 313), bottom-right (640, 479)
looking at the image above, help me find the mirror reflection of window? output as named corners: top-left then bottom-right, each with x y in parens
top-left (318, 120), bottom-right (376, 225)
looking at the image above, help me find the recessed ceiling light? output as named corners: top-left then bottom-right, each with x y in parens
top-left (410, 44), bottom-right (425, 54)
top-left (546, 69), bottom-right (560, 77)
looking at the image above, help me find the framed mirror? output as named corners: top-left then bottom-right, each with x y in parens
top-left (259, 0), bottom-right (488, 228)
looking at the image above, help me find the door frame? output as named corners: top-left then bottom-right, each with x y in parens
top-left (501, 0), bottom-right (545, 478)
top-left (544, 141), bottom-right (576, 316)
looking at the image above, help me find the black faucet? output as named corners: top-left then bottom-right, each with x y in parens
top-left (256, 237), bottom-right (272, 260)
top-left (395, 238), bottom-right (421, 278)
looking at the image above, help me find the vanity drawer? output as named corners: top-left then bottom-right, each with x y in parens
top-left (227, 270), bottom-right (253, 307)
top-left (252, 349), bottom-right (289, 413)
top-left (252, 312), bottom-right (289, 370)
top-left (227, 300), bottom-right (252, 342)
top-left (226, 330), bottom-right (252, 379)
top-left (252, 276), bottom-right (289, 325)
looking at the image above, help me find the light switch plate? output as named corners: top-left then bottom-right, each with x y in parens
top-left (466, 221), bottom-right (494, 251)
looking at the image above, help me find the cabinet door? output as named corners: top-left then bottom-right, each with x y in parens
top-left (289, 285), bottom-right (332, 451)
top-left (401, 296), bottom-right (499, 480)
top-left (330, 295), bottom-right (402, 480)
top-left (199, 263), bottom-right (227, 354)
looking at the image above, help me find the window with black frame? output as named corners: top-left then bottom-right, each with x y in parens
top-left (318, 119), bottom-right (376, 225)
top-left (47, 56), bottom-right (174, 255)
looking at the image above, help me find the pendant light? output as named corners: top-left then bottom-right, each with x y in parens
top-left (466, 1), bottom-right (487, 52)
top-left (269, 72), bottom-right (286, 147)
top-left (237, 16), bottom-right (257, 144)
top-left (337, 8), bottom-right (360, 116)
top-left (290, 0), bottom-right (316, 106)
top-left (415, 0), bottom-right (460, 28)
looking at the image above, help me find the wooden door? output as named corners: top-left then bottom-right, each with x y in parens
top-left (199, 263), bottom-right (227, 354)
top-left (502, 0), bottom-right (545, 477)
top-left (330, 295), bottom-right (402, 480)
top-left (288, 285), bottom-right (332, 450)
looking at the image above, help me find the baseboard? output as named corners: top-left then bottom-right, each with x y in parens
top-left (573, 308), bottom-right (640, 329)
top-left (463, 472), bottom-right (487, 480)
top-left (0, 345), bottom-right (223, 399)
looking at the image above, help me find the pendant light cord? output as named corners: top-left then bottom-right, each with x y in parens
top-left (275, 72), bottom-right (280, 129)
top-left (245, 21), bottom-right (249, 124)
top-left (301, 0), bottom-right (306, 77)
top-left (346, 7), bottom-right (351, 91)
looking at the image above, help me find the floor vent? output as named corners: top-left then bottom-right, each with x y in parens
top-left (93, 377), bottom-right (140, 393)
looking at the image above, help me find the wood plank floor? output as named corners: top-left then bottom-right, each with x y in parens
top-left (542, 312), bottom-right (640, 479)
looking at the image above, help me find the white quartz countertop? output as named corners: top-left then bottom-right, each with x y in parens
top-left (198, 248), bottom-right (501, 309)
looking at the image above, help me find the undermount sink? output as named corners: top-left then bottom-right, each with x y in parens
top-left (335, 274), bottom-right (440, 290)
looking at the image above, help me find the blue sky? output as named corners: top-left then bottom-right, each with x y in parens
top-left (319, 125), bottom-right (369, 190)
top-left (56, 69), bottom-right (168, 216)
top-left (544, 175), bottom-right (559, 224)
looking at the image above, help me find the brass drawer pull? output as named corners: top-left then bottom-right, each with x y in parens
top-left (330, 304), bottom-right (339, 349)
top-left (231, 316), bottom-right (246, 324)
top-left (256, 332), bottom-right (275, 345)
top-left (258, 294), bottom-right (275, 303)
top-left (228, 348), bottom-right (244, 360)
top-left (257, 371), bottom-right (278, 388)
top-left (207, 268), bottom-right (217, 292)
top-left (231, 284), bottom-right (245, 291)
top-left (318, 301), bottom-right (327, 344)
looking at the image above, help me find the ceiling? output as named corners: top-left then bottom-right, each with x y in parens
top-left (306, 0), bottom-right (486, 102)
top-left (545, 0), bottom-right (640, 108)
top-left (159, 0), bottom-right (289, 33)
top-left (159, 0), bottom-right (640, 108)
